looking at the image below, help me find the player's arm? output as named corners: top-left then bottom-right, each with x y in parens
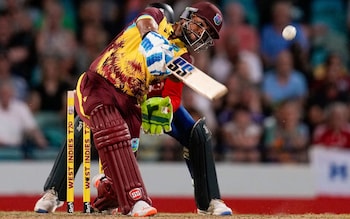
top-left (136, 9), bottom-right (174, 76)
top-left (136, 15), bottom-right (159, 38)
top-left (162, 79), bottom-right (183, 112)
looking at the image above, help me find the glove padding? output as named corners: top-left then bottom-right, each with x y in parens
top-left (141, 96), bottom-right (173, 134)
top-left (139, 31), bottom-right (174, 76)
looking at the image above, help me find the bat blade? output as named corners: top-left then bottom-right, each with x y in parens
top-left (166, 57), bottom-right (228, 100)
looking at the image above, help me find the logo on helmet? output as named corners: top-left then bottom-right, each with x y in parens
top-left (213, 13), bottom-right (222, 26)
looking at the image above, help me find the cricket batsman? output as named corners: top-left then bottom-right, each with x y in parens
top-left (34, 2), bottom-right (232, 216)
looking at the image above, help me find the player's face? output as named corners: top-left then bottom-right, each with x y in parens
top-left (180, 14), bottom-right (214, 52)
top-left (186, 15), bottom-right (210, 41)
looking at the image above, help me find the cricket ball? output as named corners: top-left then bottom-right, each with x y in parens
top-left (282, 25), bottom-right (297, 40)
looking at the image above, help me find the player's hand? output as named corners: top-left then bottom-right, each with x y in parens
top-left (139, 31), bottom-right (174, 76)
top-left (141, 96), bottom-right (173, 135)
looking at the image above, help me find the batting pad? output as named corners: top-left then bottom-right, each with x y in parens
top-left (90, 105), bottom-right (150, 215)
top-left (189, 118), bottom-right (220, 210)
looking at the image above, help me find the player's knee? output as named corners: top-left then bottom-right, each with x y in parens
top-left (90, 105), bottom-right (131, 150)
top-left (189, 118), bottom-right (212, 149)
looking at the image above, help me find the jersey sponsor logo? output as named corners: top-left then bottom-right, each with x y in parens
top-left (129, 188), bottom-right (143, 200)
top-left (203, 123), bottom-right (212, 140)
top-left (77, 120), bottom-right (83, 132)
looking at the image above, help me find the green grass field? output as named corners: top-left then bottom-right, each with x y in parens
top-left (1, 212), bottom-right (350, 219)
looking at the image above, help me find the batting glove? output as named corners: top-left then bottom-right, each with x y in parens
top-left (141, 96), bottom-right (173, 135)
top-left (139, 31), bottom-right (174, 76)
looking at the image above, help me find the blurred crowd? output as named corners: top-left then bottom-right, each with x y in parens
top-left (0, 0), bottom-right (350, 163)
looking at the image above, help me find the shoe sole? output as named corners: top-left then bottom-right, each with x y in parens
top-left (35, 209), bottom-right (49, 213)
top-left (215, 211), bottom-right (233, 216)
top-left (198, 210), bottom-right (233, 216)
top-left (132, 208), bottom-right (157, 217)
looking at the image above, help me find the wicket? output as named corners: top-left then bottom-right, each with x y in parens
top-left (66, 90), bottom-right (92, 213)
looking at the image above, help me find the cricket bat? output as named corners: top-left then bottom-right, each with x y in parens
top-left (166, 57), bottom-right (228, 100)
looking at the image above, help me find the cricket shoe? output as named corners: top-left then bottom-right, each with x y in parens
top-left (34, 189), bottom-right (64, 213)
top-left (197, 199), bottom-right (233, 216)
top-left (128, 200), bottom-right (157, 217)
top-left (92, 173), bottom-right (118, 215)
